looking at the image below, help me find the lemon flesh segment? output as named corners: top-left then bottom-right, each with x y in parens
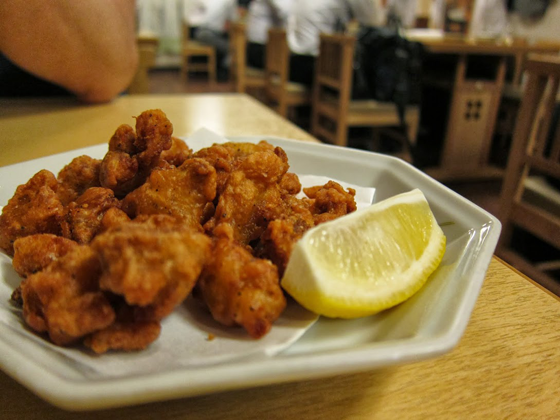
top-left (281, 189), bottom-right (446, 318)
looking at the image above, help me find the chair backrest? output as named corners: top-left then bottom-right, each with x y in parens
top-left (313, 33), bottom-right (356, 109)
top-left (498, 53), bottom-right (560, 293)
top-left (182, 23), bottom-right (191, 48)
top-left (128, 36), bottom-right (159, 94)
top-left (229, 21), bottom-right (247, 92)
top-left (265, 28), bottom-right (289, 90)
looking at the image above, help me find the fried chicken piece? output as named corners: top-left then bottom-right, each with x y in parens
top-left (99, 150), bottom-right (139, 197)
top-left (12, 234), bottom-right (78, 278)
top-left (56, 155), bottom-right (102, 205)
top-left (100, 109), bottom-right (173, 197)
top-left (83, 302), bottom-right (161, 354)
top-left (134, 109), bottom-right (174, 168)
top-left (204, 148), bottom-right (290, 244)
top-left (197, 224), bottom-right (286, 338)
top-left (121, 158), bottom-right (217, 230)
top-left (157, 137), bottom-right (192, 168)
top-left (20, 245), bottom-right (115, 346)
top-left (256, 195), bottom-right (315, 276)
top-left (304, 181), bottom-right (357, 225)
top-left (98, 207), bottom-right (131, 233)
top-left (194, 140), bottom-right (280, 194)
top-left (84, 319), bottom-right (161, 354)
top-left (91, 215), bottom-right (211, 320)
top-left (0, 170), bottom-right (65, 256)
top-left (279, 172), bottom-right (302, 195)
top-left (61, 187), bottom-right (121, 244)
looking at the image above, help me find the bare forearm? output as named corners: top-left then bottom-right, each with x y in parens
top-left (0, 0), bottom-right (138, 103)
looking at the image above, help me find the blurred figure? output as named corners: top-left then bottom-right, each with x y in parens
top-left (386, 0), bottom-right (418, 27)
top-left (347, 0), bottom-right (387, 27)
top-left (194, 0), bottom-right (238, 81)
top-left (470, 0), bottom-right (509, 39)
top-left (246, 0), bottom-right (294, 69)
top-left (0, 0), bottom-right (138, 103)
top-left (182, 0), bottom-right (206, 39)
top-left (287, 0), bottom-right (352, 86)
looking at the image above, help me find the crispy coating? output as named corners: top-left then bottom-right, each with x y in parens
top-left (91, 216), bottom-right (212, 320)
top-left (21, 246), bottom-right (115, 346)
top-left (304, 181), bottom-right (357, 225)
top-left (12, 234), bottom-right (78, 278)
top-left (134, 109), bottom-right (174, 168)
top-left (194, 141), bottom-right (279, 194)
top-left (98, 207), bottom-right (131, 233)
top-left (108, 124), bottom-right (137, 154)
top-left (83, 303), bottom-right (161, 353)
top-left (197, 224), bottom-right (286, 338)
top-left (100, 109), bottom-right (173, 197)
top-left (256, 195), bottom-right (315, 276)
top-left (204, 149), bottom-right (290, 244)
top-left (279, 172), bottom-right (302, 195)
top-left (84, 319), bottom-right (161, 354)
top-left (158, 137), bottom-right (192, 168)
top-left (61, 187), bottom-right (121, 244)
top-left (121, 158), bottom-right (217, 230)
top-left (0, 170), bottom-right (65, 256)
top-left (57, 155), bottom-right (102, 205)
top-left (99, 150), bottom-right (139, 197)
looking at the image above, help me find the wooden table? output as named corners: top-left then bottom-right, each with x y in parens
top-left (1, 94), bottom-right (559, 419)
top-left (407, 35), bottom-right (560, 182)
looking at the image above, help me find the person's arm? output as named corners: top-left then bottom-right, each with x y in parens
top-left (0, 0), bottom-right (138, 103)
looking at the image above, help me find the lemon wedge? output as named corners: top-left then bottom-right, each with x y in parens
top-left (281, 189), bottom-right (446, 318)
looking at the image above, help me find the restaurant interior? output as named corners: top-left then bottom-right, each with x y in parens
top-left (132, 0), bottom-right (560, 295)
top-left (2, 1), bottom-right (560, 417)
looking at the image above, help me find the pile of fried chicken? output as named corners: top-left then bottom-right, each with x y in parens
top-left (0, 109), bottom-right (356, 354)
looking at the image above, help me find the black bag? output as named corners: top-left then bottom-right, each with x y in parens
top-left (352, 23), bottom-right (424, 161)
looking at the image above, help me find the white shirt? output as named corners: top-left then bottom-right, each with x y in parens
top-left (287, 0), bottom-right (351, 56)
top-left (182, 0), bottom-right (206, 27)
top-left (386, 0), bottom-right (418, 28)
top-left (247, 0), bottom-right (294, 44)
top-left (469, 0), bottom-right (509, 39)
top-left (197, 0), bottom-right (238, 33)
top-left (347, 0), bottom-right (385, 26)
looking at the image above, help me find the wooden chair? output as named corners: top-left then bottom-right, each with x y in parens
top-left (180, 24), bottom-right (216, 86)
top-left (128, 35), bottom-right (159, 94)
top-left (311, 33), bottom-right (419, 161)
top-left (265, 28), bottom-right (311, 118)
top-left (497, 54), bottom-right (560, 295)
top-left (229, 22), bottom-right (265, 96)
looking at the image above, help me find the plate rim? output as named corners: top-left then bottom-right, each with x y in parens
top-left (0, 134), bottom-right (501, 410)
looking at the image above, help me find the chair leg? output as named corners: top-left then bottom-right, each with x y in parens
top-left (277, 100), bottom-right (288, 118)
top-left (334, 120), bottom-right (348, 147)
top-left (180, 56), bottom-right (188, 83)
top-left (208, 52), bottom-right (216, 87)
top-left (406, 111), bottom-right (420, 146)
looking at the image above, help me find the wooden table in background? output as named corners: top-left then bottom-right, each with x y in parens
top-left (1, 94), bottom-right (559, 419)
top-left (407, 36), bottom-right (560, 182)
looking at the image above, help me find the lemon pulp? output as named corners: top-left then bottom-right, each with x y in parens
top-left (281, 189), bottom-right (446, 318)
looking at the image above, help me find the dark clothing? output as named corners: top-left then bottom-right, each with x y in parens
top-left (0, 53), bottom-right (71, 97)
top-left (247, 43), bottom-right (316, 87)
top-left (289, 54), bottom-right (315, 87)
top-left (247, 42), bottom-right (265, 69)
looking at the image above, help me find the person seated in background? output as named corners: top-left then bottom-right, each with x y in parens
top-left (385, 0), bottom-right (418, 28)
top-left (0, 0), bottom-right (138, 104)
top-left (182, 0), bottom-right (206, 39)
top-left (246, 0), bottom-right (294, 69)
top-left (194, 0), bottom-right (239, 81)
top-left (347, 0), bottom-right (387, 27)
top-left (287, 0), bottom-right (359, 87)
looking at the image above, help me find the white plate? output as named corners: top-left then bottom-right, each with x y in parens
top-left (0, 134), bottom-right (500, 411)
